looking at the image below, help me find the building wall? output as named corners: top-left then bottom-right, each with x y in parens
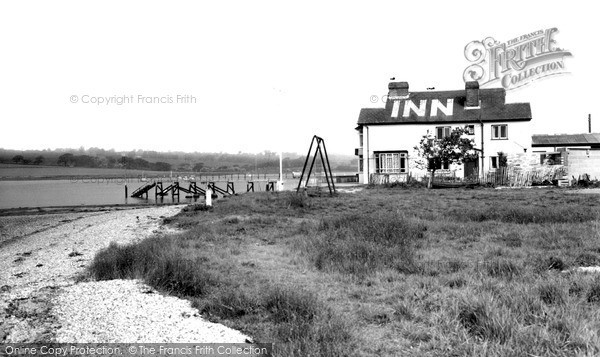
top-left (359, 120), bottom-right (532, 183)
top-left (525, 148), bottom-right (600, 180)
top-left (501, 149), bottom-right (600, 182)
top-left (566, 149), bottom-right (600, 179)
top-left (506, 152), bottom-right (544, 171)
top-left (483, 121), bottom-right (532, 169)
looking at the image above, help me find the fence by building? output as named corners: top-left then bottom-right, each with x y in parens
top-left (430, 165), bottom-right (568, 187)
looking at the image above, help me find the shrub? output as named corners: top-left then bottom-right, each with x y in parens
top-left (287, 193), bottom-right (310, 209)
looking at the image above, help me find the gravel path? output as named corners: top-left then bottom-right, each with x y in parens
top-left (0, 206), bottom-right (251, 343)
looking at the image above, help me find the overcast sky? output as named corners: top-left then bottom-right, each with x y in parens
top-left (0, 1), bottom-right (596, 155)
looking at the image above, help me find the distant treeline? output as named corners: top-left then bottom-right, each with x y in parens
top-left (0, 148), bottom-right (357, 173)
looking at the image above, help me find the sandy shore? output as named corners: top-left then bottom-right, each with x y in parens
top-left (0, 205), bottom-right (250, 343)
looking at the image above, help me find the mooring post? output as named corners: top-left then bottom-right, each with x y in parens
top-left (206, 188), bottom-right (213, 206)
top-left (125, 184), bottom-right (128, 198)
top-left (173, 182), bottom-right (179, 199)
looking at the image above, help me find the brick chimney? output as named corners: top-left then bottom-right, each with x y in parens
top-left (465, 81), bottom-right (479, 107)
top-left (388, 82), bottom-right (409, 99)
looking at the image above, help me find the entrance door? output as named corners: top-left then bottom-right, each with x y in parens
top-left (464, 158), bottom-right (479, 179)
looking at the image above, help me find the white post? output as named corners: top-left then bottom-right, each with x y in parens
top-left (205, 188), bottom-right (212, 206)
top-left (277, 151), bottom-right (284, 191)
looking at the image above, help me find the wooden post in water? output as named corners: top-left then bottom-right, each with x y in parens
top-left (206, 188), bottom-right (213, 207)
top-left (125, 184), bottom-right (128, 198)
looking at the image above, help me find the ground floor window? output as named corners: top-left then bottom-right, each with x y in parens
top-left (375, 151), bottom-right (407, 174)
top-left (490, 156), bottom-right (498, 169)
top-left (436, 126), bottom-right (451, 139)
top-left (540, 152), bottom-right (561, 165)
top-left (429, 158), bottom-right (450, 170)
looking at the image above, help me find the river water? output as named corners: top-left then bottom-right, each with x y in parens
top-left (0, 178), bottom-right (300, 209)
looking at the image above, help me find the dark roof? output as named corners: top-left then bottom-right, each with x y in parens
top-left (532, 133), bottom-right (600, 147)
top-left (357, 87), bottom-right (531, 125)
top-left (358, 108), bottom-right (385, 123)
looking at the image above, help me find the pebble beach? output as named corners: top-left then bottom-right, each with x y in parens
top-left (0, 205), bottom-right (251, 344)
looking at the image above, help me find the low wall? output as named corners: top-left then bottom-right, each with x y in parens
top-left (508, 150), bottom-right (600, 181)
top-left (506, 153), bottom-right (543, 171)
top-left (566, 149), bottom-right (600, 180)
top-left (369, 173), bottom-right (408, 184)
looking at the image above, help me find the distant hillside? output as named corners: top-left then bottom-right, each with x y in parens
top-left (0, 148), bottom-right (357, 173)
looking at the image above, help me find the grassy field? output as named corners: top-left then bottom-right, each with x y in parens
top-left (86, 187), bottom-right (600, 356)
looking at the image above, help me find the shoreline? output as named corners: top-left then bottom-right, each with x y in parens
top-left (0, 204), bottom-right (252, 343)
top-left (0, 202), bottom-right (186, 217)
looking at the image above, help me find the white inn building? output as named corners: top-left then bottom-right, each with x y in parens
top-left (355, 81), bottom-right (532, 184)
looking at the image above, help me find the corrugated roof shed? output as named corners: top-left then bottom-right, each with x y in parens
top-left (532, 133), bottom-right (600, 147)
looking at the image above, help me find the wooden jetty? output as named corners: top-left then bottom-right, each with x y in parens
top-left (130, 182), bottom-right (156, 198)
top-left (207, 182), bottom-right (234, 196)
top-left (130, 181), bottom-right (233, 199)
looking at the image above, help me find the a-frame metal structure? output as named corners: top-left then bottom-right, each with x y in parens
top-left (296, 135), bottom-right (336, 195)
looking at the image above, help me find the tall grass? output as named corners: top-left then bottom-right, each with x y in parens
top-left (86, 189), bottom-right (600, 356)
top-left (88, 228), bottom-right (356, 356)
top-left (457, 295), bottom-right (514, 343)
top-left (301, 213), bottom-right (426, 276)
top-left (452, 205), bottom-right (599, 224)
top-left (88, 237), bottom-right (219, 296)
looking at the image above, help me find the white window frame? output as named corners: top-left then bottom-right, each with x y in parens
top-left (490, 156), bottom-right (498, 169)
top-left (428, 158), bottom-right (450, 171)
top-left (491, 125), bottom-right (508, 140)
top-left (541, 152), bottom-right (561, 165)
top-left (465, 125), bottom-right (475, 135)
top-left (436, 126), bottom-right (451, 139)
top-left (375, 152), bottom-right (408, 174)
